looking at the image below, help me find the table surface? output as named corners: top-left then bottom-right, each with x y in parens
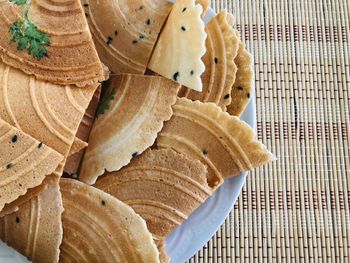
top-left (188, 0), bottom-right (350, 262)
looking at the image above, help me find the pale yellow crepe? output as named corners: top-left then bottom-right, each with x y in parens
top-left (148, 0), bottom-right (206, 91)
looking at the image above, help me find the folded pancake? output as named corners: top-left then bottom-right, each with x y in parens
top-left (0, 62), bottom-right (98, 159)
top-left (0, 118), bottom-right (63, 212)
top-left (227, 41), bottom-right (254, 116)
top-left (178, 11), bottom-right (239, 110)
top-left (83, 0), bottom-right (172, 74)
top-left (0, 181), bottom-right (63, 263)
top-left (80, 74), bottom-right (179, 185)
top-left (59, 178), bottom-right (160, 263)
top-left (64, 87), bottom-right (101, 175)
top-left (157, 98), bottom-right (275, 188)
top-left (95, 148), bottom-right (212, 241)
top-left (0, 0), bottom-right (105, 87)
top-left (148, 0), bottom-right (206, 91)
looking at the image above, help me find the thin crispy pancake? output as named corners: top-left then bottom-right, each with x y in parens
top-left (0, 62), bottom-right (98, 159)
top-left (95, 148), bottom-right (212, 241)
top-left (148, 0), bottom-right (206, 91)
top-left (179, 11), bottom-right (239, 110)
top-left (83, 0), bottom-right (172, 74)
top-left (227, 41), bottom-right (254, 116)
top-left (59, 178), bottom-right (160, 263)
top-left (80, 74), bottom-right (179, 185)
top-left (157, 98), bottom-right (275, 188)
top-left (0, 119), bottom-right (63, 212)
top-left (0, 182), bottom-right (63, 263)
top-left (0, 0), bottom-right (105, 87)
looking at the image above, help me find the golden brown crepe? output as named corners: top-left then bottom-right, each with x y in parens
top-left (148, 0), bottom-right (207, 91)
top-left (59, 178), bottom-right (160, 263)
top-left (95, 148), bottom-right (212, 241)
top-left (227, 41), bottom-right (254, 116)
top-left (0, 0), bottom-right (105, 87)
top-left (178, 11), bottom-right (239, 110)
top-left (83, 0), bottom-right (172, 74)
top-left (80, 74), bottom-right (179, 185)
top-left (0, 181), bottom-right (63, 263)
top-left (0, 118), bottom-right (62, 212)
top-left (0, 61), bottom-right (98, 159)
top-left (157, 98), bottom-right (275, 188)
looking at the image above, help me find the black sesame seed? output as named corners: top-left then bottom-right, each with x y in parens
top-left (224, 94), bottom-right (230, 99)
top-left (38, 142), bottom-right (43, 148)
top-left (11, 135), bottom-right (18, 143)
top-left (214, 57), bottom-right (218, 64)
top-left (19, 183), bottom-right (22, 187)
top-left (182, 7), bottom-right (187, 12)
top-left (132, 152), bottom-right (138, 157)
top-left (83, 3), bottom-right (88, 7)
top-left (139, 35), bottom-right (144, 39)
top-left (139, 5), bottom-right (143, 10)
top-left (237, 86), bottom-right (243, 90)
top-left (15, 216), bottom-right (20, 223)
top-left (146, 19), bottom-right (151, 25)
top-left (190, 70), bottom-right (194, 75)
top-left (115, 30), bottom-right (118, 36)
top-left (106, 36), bottom-right (113, 45)
top-left (202, 149), bottom-right (208, 155)
top-left (181, 26), bottom-right (186, 31)
top-left (85, 12), bottom-right (89, 17)
top-left (173, 72), bottom-right (180, 81)
top-left (132, 40), bottom-right (138, 44)
top-left (247, 93), bottom-right (250, 98)
top-left (6, 163), bottom-right (13, 169)
top-left (101, 200), bottom-right (106, 206)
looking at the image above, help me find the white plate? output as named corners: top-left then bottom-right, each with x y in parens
top-left (0, 7), bottom-right (255, 263)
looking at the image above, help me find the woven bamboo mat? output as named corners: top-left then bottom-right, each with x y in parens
top-left (188, 0), bottom-right (350, 262)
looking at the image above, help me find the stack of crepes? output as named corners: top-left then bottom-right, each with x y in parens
top-left (0, 0), bottom-right (275, 262)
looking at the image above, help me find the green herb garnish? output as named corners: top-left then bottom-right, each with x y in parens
top-left (8, 0), bottom-right (50, 60)
top-left (96, 90), bottom-right (116, 117)
top-left (10, 0), bottom-right (27, 5)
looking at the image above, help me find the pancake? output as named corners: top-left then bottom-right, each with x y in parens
top-left (80, 74), bottom-right (179, 185)
top-left (0, 118), bottom-right (62, 212)
top-left (0, 181), bottom-right (63, 263)
top-left (59, 178), bottom-right (160, 263)
top-left (0, 0), bottom-right (105, 87)
top-left (157, 98), bottom-right (275, 188)
top-left (95, 148), bottom-right (212, 241)
top-left (148, 0), bottom-right (206, 91)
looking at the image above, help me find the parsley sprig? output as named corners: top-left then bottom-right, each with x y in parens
top-left (8, 0), bottom-right (51, 60)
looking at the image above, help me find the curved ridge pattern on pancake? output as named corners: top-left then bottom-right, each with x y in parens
top-left (80, 74), bottom-right (179, 185)
top-left (59, 178), bottom-right (160, 263)
top-left (0, 118), bottom-right (63, 211)
top-left (157, 98), bottom-right (275, 188)
top-left (83, 0), bottom-right (172, 74)
top-left (95, 148), bottom-right (212, 241)
top-left (148, 0), bottom-right (206, 92)
top-left (227, 41), bottom-right (254, 116)
top-left (0, 62), bottom-right (97, 158)
top-left (0, 0), bottom-right (105, 87)
top-left (178, 11), bottom-right (239, 110)
top-left (0, 182), bottom-right (63, 263)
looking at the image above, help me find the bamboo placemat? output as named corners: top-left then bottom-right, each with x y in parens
top-left (188, 0), bottom-right (350, 262)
